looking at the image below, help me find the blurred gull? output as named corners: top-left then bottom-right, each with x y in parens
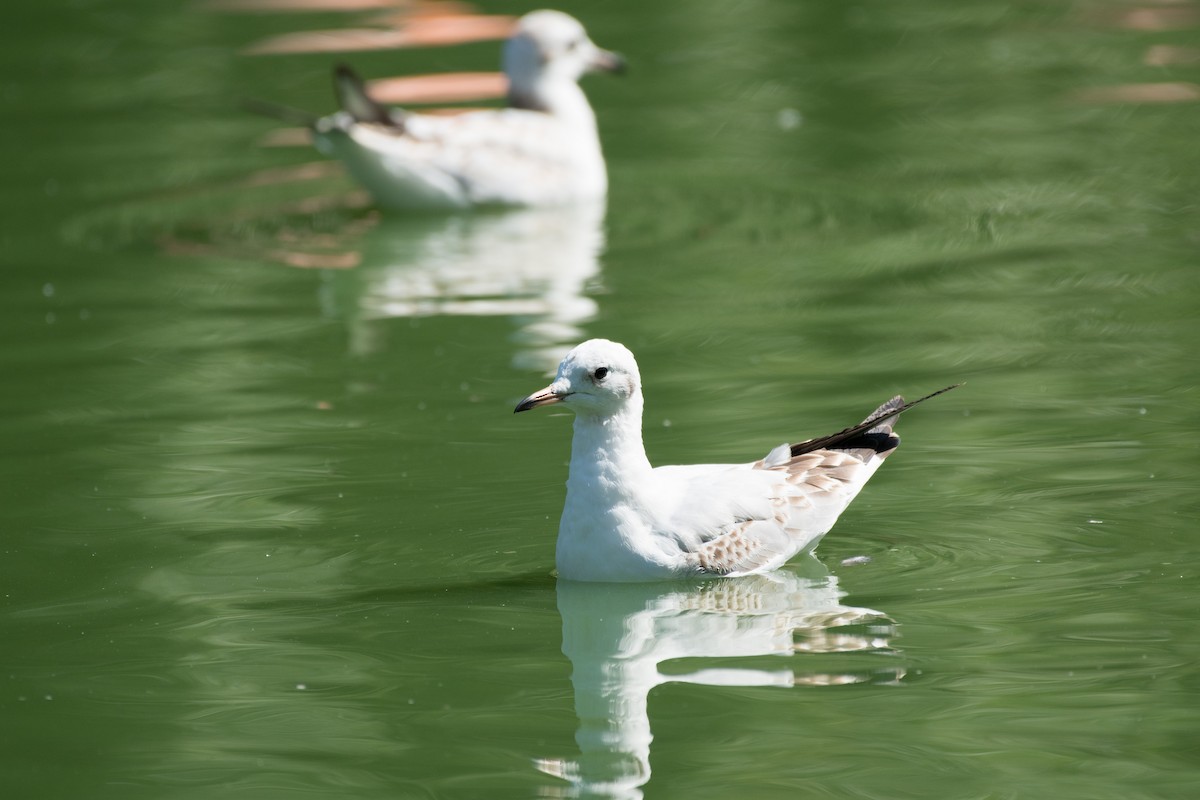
top-left (515, 339), bottom-right (958, 582)
top-left (252, 10), bottom-right (624, 210)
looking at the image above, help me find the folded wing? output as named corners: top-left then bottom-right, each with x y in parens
top-left (662, 392), bottom-right (949, 575)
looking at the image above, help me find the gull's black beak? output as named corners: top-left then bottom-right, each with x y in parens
top-left (514, 385), bottom-right (566, 413)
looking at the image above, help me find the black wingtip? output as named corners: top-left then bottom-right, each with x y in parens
top-left (332, 62), bottom-right (363, 92)
top-left (841, 430), bottom-right (902, 454)
top-left (789, 383), bottom-right (960, 458)
top-left (333, 62), bottom-right (402, 128)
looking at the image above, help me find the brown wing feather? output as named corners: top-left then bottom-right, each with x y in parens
top-left (691, 518), bottom-right (794, 575)
top-left (691, 450), bottom-right (867, 575)
top-left (688, 384), bottom-right (960, 576)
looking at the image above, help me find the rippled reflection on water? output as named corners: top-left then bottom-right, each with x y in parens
top-left (540, 563), bottom-right (900, 799)
top-left (320, 203), bottom-right (606, 373)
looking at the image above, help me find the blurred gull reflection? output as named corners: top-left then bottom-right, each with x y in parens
top-left (538, 561), bottom-right (900, 799)
top-left (320, 202), bottom-right (605, 371)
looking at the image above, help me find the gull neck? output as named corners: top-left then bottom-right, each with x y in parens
top-left (568, 393), bottom-right (653, 489)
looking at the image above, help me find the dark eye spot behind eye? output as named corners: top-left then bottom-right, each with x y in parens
top-left (594, 367), bottom-right (608, 380)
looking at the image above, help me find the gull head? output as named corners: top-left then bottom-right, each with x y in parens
top-left (514, 339), bottom-right (641, 417)
top-left (504, 10), bottom-right (625, 95)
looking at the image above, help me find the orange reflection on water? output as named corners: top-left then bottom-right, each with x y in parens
top-left (1117, 5), bottom-right (1200, 31)
top-left (366, 71), bottom-right (506, 104)
top-left (266, 248), bottom-right (362, 269)
top-left (1071, 81), bottom-right (1200, 104)
top-left (1144, 44), bottom-right (1200, 65)
top-left (244, 13), bottom-right (515, 55)
top-left (200, 0), bottom-right (405, 11)
top-left (238, 161), bottom-right (343, 187)
top-left (257, 127), bottom-right (312, 148)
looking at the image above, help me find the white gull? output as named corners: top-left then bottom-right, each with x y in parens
top-left (253, 10), bottom-right (624, 210)
top-left (515, 339), bottom-right (958, 582)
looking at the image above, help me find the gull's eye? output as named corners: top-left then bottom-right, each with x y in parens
top-left (567, 36), bottom-right (584, 51)
top-left (593, 367), bottom-right (609, 381)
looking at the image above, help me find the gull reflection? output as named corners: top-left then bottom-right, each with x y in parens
top-left (537, 559), bottom-right (901, 800)
top-left (320, 202), bottom-right (605, 371)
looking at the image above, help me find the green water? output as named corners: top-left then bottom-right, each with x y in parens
top-left (3, 0), bottom-right (1199, 798)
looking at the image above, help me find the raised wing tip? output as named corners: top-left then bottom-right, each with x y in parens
top-left (333, 63), bottom-right (403, 128)
top-left (866, 383), bottom-right (961, 426)
top-left (789, 383), bottom-right (961, 458)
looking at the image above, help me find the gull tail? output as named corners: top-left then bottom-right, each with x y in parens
top-left (333, 63), bottom-right (406, 129)
top-left (790, 384), bottom-right (961, 458)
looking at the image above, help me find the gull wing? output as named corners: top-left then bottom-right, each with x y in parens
top-left (668, 387), bottom-right (958, 576)
top-left (320, 108), bottom-right (588, 208)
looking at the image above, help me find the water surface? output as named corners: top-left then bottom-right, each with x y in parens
top-left (2, 0), bottom-right (1198, 798)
